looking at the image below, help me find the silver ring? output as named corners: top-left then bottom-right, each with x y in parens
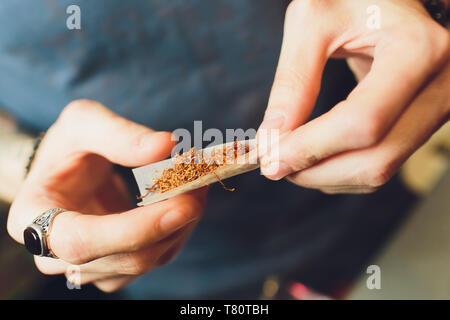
top-left (23, 208), bottom-right (67, 258)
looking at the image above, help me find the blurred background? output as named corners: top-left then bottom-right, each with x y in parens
top-left (348, 124), bottom-right (450, 300)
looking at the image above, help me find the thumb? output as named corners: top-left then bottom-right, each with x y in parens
top-left (47, 100), bottom-right (175, 167)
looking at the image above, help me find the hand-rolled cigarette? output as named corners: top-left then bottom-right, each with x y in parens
top-left (133, 139), bottom-right (259, 206)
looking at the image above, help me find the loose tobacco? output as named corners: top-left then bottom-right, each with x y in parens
top-left (138, 141), bottom-right (250, 199)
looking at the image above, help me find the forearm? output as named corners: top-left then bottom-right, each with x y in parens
top-left (0, 110), bottom-right (34, 203)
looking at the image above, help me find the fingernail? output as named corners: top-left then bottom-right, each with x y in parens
top-left (258, 112), bottom-right (285, 132)
top-left (260, 161), bottom-right (291, 180)
top-left (160, 211), bottom-right (195, 233)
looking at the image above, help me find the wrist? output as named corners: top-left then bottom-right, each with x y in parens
top-left (0, 111), bottom-right (35, 202)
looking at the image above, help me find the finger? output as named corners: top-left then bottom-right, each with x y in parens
top-left (34, 255), bottom-right (71, 275)
top-left (261, 22), bottom-right (449, 180)
top-left (34, 256), bottom-right (118, 285)
top-left (86, 226), bottom-right (194, 293)
top-left (51, 188), bottom-right (205, 265)
top-left (257, 1), bottom-right (329, 135)
top-left (36, 222), bottom-right (195, 275)
top-left (79, 224), bottom-right (193, 275)
top-left (94, 276), bottom-right (136, 293)
top-left (285, 179), bottom-right (378, 194)
top-left (67, 272), bottom-right (120, 286)
top-left (9, 187), bottom-right (207, 264)
top-left (318, 186), bottom-right (378, 195)
top-left (37, 100), bottom-right (175, 169)
top-left (287, 60), bottom-right (450, 189)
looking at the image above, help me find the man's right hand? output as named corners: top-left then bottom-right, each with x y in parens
top-left (7, 100), bottom-right (207, 292)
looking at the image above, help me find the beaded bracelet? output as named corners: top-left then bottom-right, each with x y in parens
top-left (25, 132), bottom-right (45, 177)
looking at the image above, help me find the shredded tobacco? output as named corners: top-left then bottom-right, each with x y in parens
top-left (138, 141), bottom-right (249, 199)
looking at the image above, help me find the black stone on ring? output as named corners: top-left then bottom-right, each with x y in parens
top-left (24, 208), bottom-right (66, 258)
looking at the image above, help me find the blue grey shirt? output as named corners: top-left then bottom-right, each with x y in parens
top-left (0, 0), bottom-right (415, 298)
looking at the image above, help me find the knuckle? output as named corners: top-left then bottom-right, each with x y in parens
top-left (357, 122), bottom-right (382, 147)
top-left (403, 22), bottom-right (429, 44)
top-left (398, 22), bottom-right (449, 65)
top-left (57, 239), bottom-right (85, 265)
top-left (383, 25), bottom-right (425, 61)
top-left (51, 215), bottom-right (88, 265)
top-left (431, 28), bottom-right (450, 64)
top-left (286, 171), bottom-right (309, 187)
top-left (421, 27), bottom-right (450, 66)
top-left (349, 113), bottom-right (384, 148)
top-left (57, 99), bottom-right (106, 125)
top-left (289, 146), bottom-right (318, 170)
top-left (119, 254), bottom-right (150, 276)
top-left (397, 21), bottom-right (432, 48)
top-left (361, 163), bottom-right (395, 188)
top-left (120, 228), bottom-right (142, 253)
top-left (59, 99), bottom-right (93, 120)
top-left (279, 137), bottom-right (318, 171)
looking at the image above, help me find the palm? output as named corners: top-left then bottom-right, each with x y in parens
top-left (43, 153), bottom-right (132, 214)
